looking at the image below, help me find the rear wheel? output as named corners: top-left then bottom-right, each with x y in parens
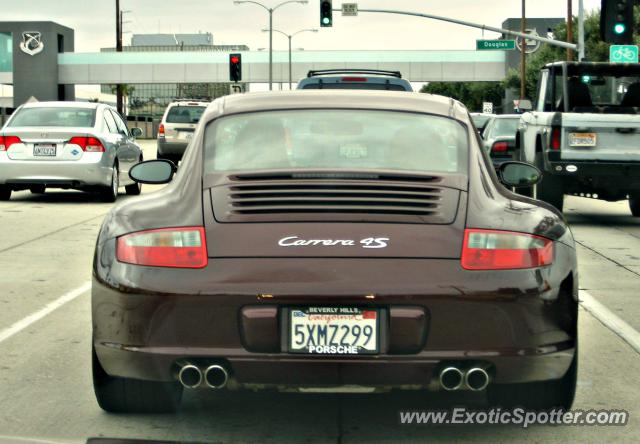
top-left (30, 185), bottom-right (46, 194)
top-left (630, 193), bottom-right (640, 217)
top-left (92, 344), bottom-right (182, 413)
top-left (99, 164), bottom-right (119, 203)
top-left (515, 185), bottom-right (534, 198)
top-left (125, 156), bottom-right (143, 196)
top-left (125, 181), bottom-right (141, 196)
top-left (488, 343), bottom-right (577, 410)
top-left (0, 185), bottom-right (11, 201)
top-left (535, 152), bottom-right (564, 212)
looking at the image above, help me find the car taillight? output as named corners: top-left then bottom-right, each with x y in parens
top-left (158, 124), bottom-right (165, 137)
top-left (0, 135), bottom-right (22, 151)
top-left (551, 126), bottom-right (562, 150)
top-left (116, 227), bottom-right (207, 268)
top-left (68, 136), bottom-right (105, 152)
top-left (461, 229), bottom-right (553, 270)
top-left (491, 141), bottom-right (509, 153)
top-left (341, 77), bottom-right (367, 82)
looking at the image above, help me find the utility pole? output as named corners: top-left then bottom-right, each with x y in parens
top-left (578, 0), bottom-right (585, 61)
top-left (567, 0), bottom-right (573, 61)
top-left (115, 0), bottom-right (123, 115)
top-left (520, 0), bottom-right (526, 99)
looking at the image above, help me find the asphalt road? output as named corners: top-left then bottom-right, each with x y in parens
top-left (0, 140), bottom-right (639, 444)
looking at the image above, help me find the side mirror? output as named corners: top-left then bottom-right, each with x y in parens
top-left (130, 127), bottom-right (143, 138)
top-left (498, 161), bottom-right (541, 188)
top-left (515, 99), bottom-right (533, 112)
top-left (129, 159), bottom-right (177, 184)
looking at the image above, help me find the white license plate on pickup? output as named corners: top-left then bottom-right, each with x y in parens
top-left (569, 132), bottom-right (597, 147)
top-left (289, 307), bottom-right (379, 354)
top-left (33, 144), bottom-right (56, 156)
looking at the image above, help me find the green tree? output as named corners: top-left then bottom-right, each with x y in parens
top-left (422, 6), bottom-right (640, 108)
top-left (419, 82), bottom-right (505, 112)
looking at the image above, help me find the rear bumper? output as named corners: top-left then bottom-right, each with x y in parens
top-left (157, 139), bottom-right (188, 159)
top-left (0, 152), bottom-right (112, 188)
top-left (544, 156), bottom-right (640, 195)
top-left (92, 246), bottom-right (578, 389)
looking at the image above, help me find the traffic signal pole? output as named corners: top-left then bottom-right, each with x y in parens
top-left (338, 8), bottom-right (579, 52)
top-left (578, 0), bottom-right (585, 60)
top-left (520, 0), bottom-right (526, 100)
top-left (115, 0), bottom-right (123, 115)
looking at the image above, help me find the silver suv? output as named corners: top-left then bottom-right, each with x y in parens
top-left (157, 100), bottom-right (209, 163)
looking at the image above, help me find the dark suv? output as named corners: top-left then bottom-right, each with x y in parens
top-left (297, 69), bottom-right (413, 91)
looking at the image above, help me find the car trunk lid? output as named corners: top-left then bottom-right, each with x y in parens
top-left (203, 171), bottom-right (468, 258)
top-left (3, 127), bottom-right (93, 161)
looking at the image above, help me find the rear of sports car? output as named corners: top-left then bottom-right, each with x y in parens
top-left (92, 93), bottom-right (578, 413)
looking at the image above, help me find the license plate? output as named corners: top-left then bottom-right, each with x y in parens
top-left (569, 132), bottom-right (597, 147)
top-left (179, 132), bottom-right (193, 140)
top-left (289, 307), bottom-right (379, 355)
top-left (33, 144), bottom-right (56, 156)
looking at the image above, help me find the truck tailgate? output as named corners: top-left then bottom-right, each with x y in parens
top-left (561, 113), bottom-right (640, 162)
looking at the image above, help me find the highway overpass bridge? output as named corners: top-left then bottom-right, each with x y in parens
top-left (54, 50), bottom-right (506, 85)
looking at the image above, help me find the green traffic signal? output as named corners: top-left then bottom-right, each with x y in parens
top-left (614, 23), bottom-right (626, 34)
top-left (320, 0), bottom-right (332, 27)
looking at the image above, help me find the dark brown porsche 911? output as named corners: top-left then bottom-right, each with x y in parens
top-left (91, 91), bottom-right (578, 413)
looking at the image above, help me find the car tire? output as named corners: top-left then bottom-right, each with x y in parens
top-left (30, 185), bottom-right (46, 194)
top-left (125, 182), bottom-right (141, 196)
top-left (0, 185), bottom-right (11, 201)
top-left (515, 186), bottom-right (534, 198)
top-left (92, 344), bottom-right (183, 413)
top-left (535, 152), bottom-right (564, 212)
top-left (629, 193), bottom-right (640, 217)
top-left (488, 343), bottom-right (577, 410)
top-left (125, 157), bottom-right (143, 196)
top-left (100, 164), bottom-right (119, 203)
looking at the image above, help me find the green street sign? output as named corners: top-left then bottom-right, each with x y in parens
top-left (476, 40), bottom-right (516, 51)
top-left (610, 45), bottom-right (639, 63)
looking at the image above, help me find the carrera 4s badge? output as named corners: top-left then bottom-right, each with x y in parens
top-left (278, 236), bottom-right (389, 249)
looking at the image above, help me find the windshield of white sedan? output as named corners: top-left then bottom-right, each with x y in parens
top-left (488, 118), bottom-right (519, 139)
top-left (166, 106), bottom-right (206, 123)
top-left (204, 110), bottom-right (467, 173)
top-left (8, 107), bottom-right (96, 127)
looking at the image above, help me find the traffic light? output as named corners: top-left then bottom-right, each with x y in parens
top-left (601, 0), bottom-right (634, 44)
top-left (229, 53), bottom-right (242, 82)
top-left (320, 0), bottom-right (332, 27)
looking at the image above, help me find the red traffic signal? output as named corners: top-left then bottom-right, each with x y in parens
top-left (229, 53), bottom-right (242, 82)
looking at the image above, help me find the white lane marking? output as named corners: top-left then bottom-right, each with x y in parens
top-left (579, 290), bottom-right (640, 354)
top-left (0, 435), bottom-right (69, 444)
top-left (0, 281), bottom-right (91, 345)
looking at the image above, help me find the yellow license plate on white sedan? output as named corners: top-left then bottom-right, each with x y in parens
top-left (289, 307), bottom-right (379, 354)
top-left (569, 132), bottom-right (597, 147)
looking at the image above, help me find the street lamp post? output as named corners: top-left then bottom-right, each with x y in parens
top-left (234, 0), bottom-right (308, 90)
top-left (263, 28), bottom-right (317, 89)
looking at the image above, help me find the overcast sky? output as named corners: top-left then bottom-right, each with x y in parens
top-left (0, 0), bottom-right (602, 52)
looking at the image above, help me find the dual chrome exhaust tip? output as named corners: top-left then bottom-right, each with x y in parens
top-left (177, 363), bottom-right (229, 389)
top-left (439, 366), bottom-right (490, 391)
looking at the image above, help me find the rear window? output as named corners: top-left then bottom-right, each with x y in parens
top-left (302, 83), bottom-right (409, 91)
top-left (166, 106), bottom-right (206, 124)
top-left (204, 110), bottom-right (467, 174)
top-left (8, 107), bottom-right (96, 127)
top-left (488, 118), bottom-right (519, 139)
